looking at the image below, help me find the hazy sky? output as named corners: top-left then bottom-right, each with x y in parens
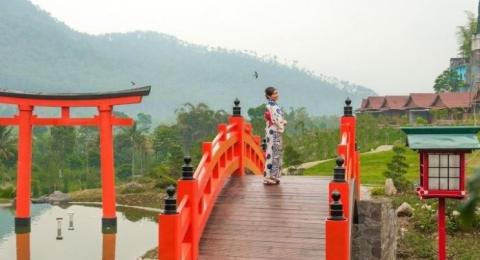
top-left (30, 0), bottom-right (478, 95)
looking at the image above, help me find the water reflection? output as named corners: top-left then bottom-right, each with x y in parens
top-left (102, 233), bottom-right (116, 260)
top-left (15, 233), bottom-right (118, 260)
top-left (0, 204), bottom-right (157, 260)
top-left (16, 233), bottom-right (30, 260)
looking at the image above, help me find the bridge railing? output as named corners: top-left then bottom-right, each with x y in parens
top-left (325, 98), bottom-right (360, 260)
top-left (158, 99), bottom-right (265, 260)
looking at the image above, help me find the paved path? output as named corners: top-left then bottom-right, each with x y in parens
top-left (287, 145), bottom-right (394, 171)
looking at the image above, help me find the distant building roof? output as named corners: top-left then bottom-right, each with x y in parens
top-left (379, 96), bottom-right (409, 110)
top-left (363, 96), bottom-right (385, 111)
top-left (404, 93), bottom-right (438, 109)
top-left (357, 92), bottom-right (476, 113)
top-left (431, 92), bottom-right (472, 109)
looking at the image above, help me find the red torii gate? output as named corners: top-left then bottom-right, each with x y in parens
top-left (0, 86), bottom-right (150, 233)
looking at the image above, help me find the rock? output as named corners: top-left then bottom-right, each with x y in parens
top-left (452, 210), bottom-right (460, 217)
top-left (121, 182), bottom-right (145, 194)
top-left (396, 202), bottom-right (413, 217)
top-left (384, 178), bottom-right (397, 196)
top-left (48, 191), bottom-right (70, 204)
top-left (31, 195), bottom-right (49, 204)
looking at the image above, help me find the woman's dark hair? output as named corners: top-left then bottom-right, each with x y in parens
top-left (265, 86), bottom-right (276, 99)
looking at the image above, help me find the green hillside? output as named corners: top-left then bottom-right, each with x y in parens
top-left (0, 0), bottom-right (376, 121)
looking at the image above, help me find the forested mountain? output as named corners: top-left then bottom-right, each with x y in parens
top-left (0, 0), bottom-right (376, 121)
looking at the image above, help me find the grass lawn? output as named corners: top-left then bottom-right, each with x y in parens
top-left (304, 150), bottom-right (480, 186)
top-left (303, 148), bottom-right (480, 259)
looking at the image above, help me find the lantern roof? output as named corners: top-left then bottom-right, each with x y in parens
top-left (401, 126), bottom-right (480, 150)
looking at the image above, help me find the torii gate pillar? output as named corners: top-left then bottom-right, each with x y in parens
top-left (15, 105), bottom-right (33, 230)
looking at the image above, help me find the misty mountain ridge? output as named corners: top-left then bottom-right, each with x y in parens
top-left (0, 0), bottom-right (376, 121)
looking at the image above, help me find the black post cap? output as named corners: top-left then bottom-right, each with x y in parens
top-left (329, 190), bottom-right (345, 220)
top-left (344, 98), bottom-right (353, 117)
top-left (233, 98), bottom-right (241, 117)
top-left (164, 185), bottom-right (177, 214)
top-left (182, 156), bottom-right (194, 180)
top-left (261, 137), bottom-right (267, 151)
top-left (333, 156), bottom-right (346, 182)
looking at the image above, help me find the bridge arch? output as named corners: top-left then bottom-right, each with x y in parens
top-left (158, 99), bottom-right (265, 260)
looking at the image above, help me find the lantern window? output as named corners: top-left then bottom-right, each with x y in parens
top-left (427, 153), bottom-right (460, 190)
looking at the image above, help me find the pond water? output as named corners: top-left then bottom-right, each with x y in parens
top-left (0, 204), bottom-right (158, 260)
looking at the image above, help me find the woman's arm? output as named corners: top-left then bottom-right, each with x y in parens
top-left (270, 105), bottom-right (286, 131)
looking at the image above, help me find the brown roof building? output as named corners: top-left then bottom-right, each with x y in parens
top-left (356, 92), bottom-right (475, 124)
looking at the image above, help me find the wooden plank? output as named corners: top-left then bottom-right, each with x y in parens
top-left (199, 175), bottom-right (329, 260)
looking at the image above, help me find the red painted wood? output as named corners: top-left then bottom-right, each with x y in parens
top-left (15, 105), bottom-right (33, 219)
top-left (16, 233), bottom-right (30, 260)
top-left (99, 106), bottom-right (116, 219)
top-left (102, 233), bottom-right (116, 260)
top-left (2, 88), bottom-right (148, 227)
top-left (326, 113), bottom-right (359, 260)
top-left (158, 115), bottom-right (266, 260)
top-left (438, 198), bottom-right (446, 260)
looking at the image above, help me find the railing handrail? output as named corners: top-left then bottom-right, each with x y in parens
top-left (158, 101), bottom-right (265, 260)
top-left (326, 98), bottom-right (360, 260)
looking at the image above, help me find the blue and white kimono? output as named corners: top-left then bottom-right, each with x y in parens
top-left (264, 100), bottom-right (286, 179)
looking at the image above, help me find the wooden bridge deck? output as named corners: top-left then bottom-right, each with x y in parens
top-left (200, 175), bottom-right (330, 260)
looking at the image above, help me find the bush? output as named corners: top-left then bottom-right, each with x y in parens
top-left (383, 145), bottom-right (411, 192)
top-left (0, 185), bottom-right (15, 198)
top-left (370, 187), bottom-right (385, 196)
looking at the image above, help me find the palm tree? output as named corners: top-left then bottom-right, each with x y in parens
top-left (0, 126), bottom-right (16, 185)
top-left (457, 11), bottom-right (477, 58)
top-left (118, 122), bottom-right (148, 179)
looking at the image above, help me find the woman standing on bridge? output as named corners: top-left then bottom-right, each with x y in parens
top-left (263, 87), bottom-right (287, 185)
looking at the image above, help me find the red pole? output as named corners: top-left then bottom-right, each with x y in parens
top-left (99, 105), bottom-right (117, 232)
top-left (230, 116), bottom-right (245, 176)
top-left (102, 233), bottom-right (116, 260)
top-left (15, 105), bottom-right (33, 232)
top-left (438, 198), bottom-right (446, 260)
top-left (16, 232), bottom-right (30, 260)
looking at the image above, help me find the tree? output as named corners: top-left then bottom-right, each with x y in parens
top-left (383, 145), bottom-right (410, 192)
top-left (433, 69), bottom-right (466, 93)
top-left (283, 145), bottom-right (302, 167)
top-left (0, 126), bottom-right (16, 185)
top-left (175, 103), bottom-right (228, 152)
top-left (117, 121), bottom-right (148, 179)
top-left (460, 172), bottom-right (480, 226)
top-left (457, 11), bottom-right (477, 58)
top-left (247, 104), bottom-right (266, 136)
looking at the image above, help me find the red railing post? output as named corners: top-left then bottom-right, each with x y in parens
top-left (326, 98), bottom-right (360, 260)
top-left (325, 191), bottom-right (349, 260)
top-left (231, 98), bottom-right (245, 176)
top-left (329, 157), bottom-right (351, 218)
top-left (178, 156), bottom-right (199, 260)
top-left (159, 186), bottom-right (181, 260)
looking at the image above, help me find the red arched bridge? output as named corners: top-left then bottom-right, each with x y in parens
top-left (158, 99), bottom-right (360, 260)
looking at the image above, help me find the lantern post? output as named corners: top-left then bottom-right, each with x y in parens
top-left (402, 126), bottom-right (480, 260)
